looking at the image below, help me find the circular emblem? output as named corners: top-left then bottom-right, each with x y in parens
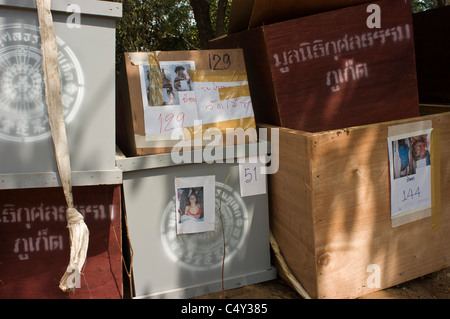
top-left (161, 182), bottom-right (248, 270)
top-left (0, 24), bottom-right (83, 142)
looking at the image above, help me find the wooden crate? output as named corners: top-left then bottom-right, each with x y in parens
top-left (261, 111), bottom-right (450, 299)
top-left (0, 185), bottom-right (122, 299)
top-left (413, 6), bottom-right (450, 104)
top-left (116, 49), bottom-right (257, 157)
top-left (211, 0), bottom-right (420, 133)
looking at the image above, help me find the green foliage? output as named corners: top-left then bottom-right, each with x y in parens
top-left (412, 0), bottom-right (448, 13)
top-left (412, 0), bottom-right (436, 12)
top-left (113, 0), bottom-right (200, 71)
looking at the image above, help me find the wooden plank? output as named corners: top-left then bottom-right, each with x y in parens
top-left (0, 185), bottom-right (122, 299)
top-left (261, 124), bottom-right (318, 297)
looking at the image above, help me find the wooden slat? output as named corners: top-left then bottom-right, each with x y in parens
top-left (261, 123), bottom-right (318, 297)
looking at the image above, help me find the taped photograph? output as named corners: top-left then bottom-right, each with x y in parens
top-left (387, 123), bottom-right (433, 225)
top-left (391, 134), bottom-right (431, 179)
top-left (175, 176), bottom-right (215, 234)
top-left (139, 61), bottom-right (195, 108)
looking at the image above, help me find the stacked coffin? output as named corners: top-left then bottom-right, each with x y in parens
top-left (116, 47), bottom-right (277, 298)
top-left (211, 0), bottom-right (450, 299)
top-left (111, 0), bottom-right (284, 299)
top-left (0, 0), bottom-right (123, 299)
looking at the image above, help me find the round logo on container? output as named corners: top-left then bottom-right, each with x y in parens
top-left (0, 24), bottom-right (83, 142)
top-left (161, 182), bottom-right (248, 270)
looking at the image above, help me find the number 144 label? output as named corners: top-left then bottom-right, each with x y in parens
top-left (238, 156), bottom-right (267, 197)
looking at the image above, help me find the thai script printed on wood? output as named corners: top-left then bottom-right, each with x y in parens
top-left (1, 203), bottom-right (107, 261)
top-left (272, 24), bottom-right (411, 92)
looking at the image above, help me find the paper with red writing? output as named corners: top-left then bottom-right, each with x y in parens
top-left (193, 81), bottom-right (254, 125)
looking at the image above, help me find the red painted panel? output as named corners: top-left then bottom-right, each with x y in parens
top-left (0, 185), bottom-right (122, 299)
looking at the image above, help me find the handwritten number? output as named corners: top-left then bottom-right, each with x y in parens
top-left (209, 53), bottom-right (231, 70)
top-left (222, 54), bottom-right (231, 69)
top-left (402, 187), bottom-right (420, 202)
top-left (177, 112), bottom-right (185, 128)
top-left (244, 167), bottom-right (258, 183)
top-left (158, 113), bottom-right (163, 134)
top-left (164, 113), bottom-right (174, 132)
top-left (158, 112), bottom-right (185, 133)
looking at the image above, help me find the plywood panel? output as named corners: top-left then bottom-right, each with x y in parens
top-left (0, 185), bottom-right (122, 299)
top-left (212, 0), bottom-right (420, 133)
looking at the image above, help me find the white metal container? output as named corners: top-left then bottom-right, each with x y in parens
top-left (0, 0), bottom-right (122, 176)
top-left (117, 142), bottom-right (276, 298)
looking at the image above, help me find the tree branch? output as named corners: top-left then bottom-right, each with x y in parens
top-left (215, 0), bottom-right (228, 37)
top-left (189, 0), bottom-right (214, 49)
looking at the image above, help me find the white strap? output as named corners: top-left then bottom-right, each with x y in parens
top-left (36, 0), bottom-right (89, 293)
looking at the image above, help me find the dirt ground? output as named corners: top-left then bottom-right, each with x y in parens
top-left (197, 266), bottom-right (450, 299)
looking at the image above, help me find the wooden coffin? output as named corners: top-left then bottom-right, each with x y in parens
top-left (261, 110), bottom-right (450, 298)
top-left (116, 49), bottom-right (257, 157)
top-left (0, 185), bottom-right (122, 299)
top-left (211, 0), bottom-right (420, 133)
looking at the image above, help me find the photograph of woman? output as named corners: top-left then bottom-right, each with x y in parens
top-left (175, 176), bottom-right (215, 235)
top-left (177, 187), bottom-right (204, 223)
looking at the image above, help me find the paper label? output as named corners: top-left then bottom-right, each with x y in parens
top-left (238, 156), bottom-right (267, 197)
top-left (138, 58), bottom-right (255, 140)
top-left (194, 81), bottom-right (254, 125)
top-left (387, 121), bottom-right (433, 225)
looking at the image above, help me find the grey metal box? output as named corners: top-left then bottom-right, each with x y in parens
top-left (117, 143), bottom-right (276, 298)
top-left (0, 1), bottom-right (122, 175)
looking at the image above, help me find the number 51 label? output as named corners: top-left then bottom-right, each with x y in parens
top-left (238, 156), bottom-right (267, 197)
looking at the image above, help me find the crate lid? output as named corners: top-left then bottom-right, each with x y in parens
top-left (0, 0), bottom-right (122, 19)
top-left (228, 0), bottom-right (373, 34)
